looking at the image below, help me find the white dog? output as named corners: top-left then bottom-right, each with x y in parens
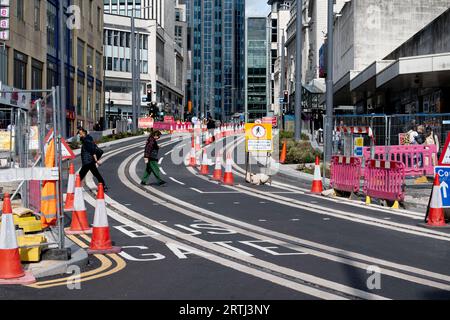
top-left (246, 172), bottom-right (271, 185)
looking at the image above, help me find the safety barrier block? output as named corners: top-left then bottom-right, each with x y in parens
top-left (330, 156), bottom-right (362, 194)
top-left (363, 159), bottom-right (406, 202)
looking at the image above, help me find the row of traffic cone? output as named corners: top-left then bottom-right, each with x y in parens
top-left (198, 150), bottom-right (234, 185)
top-left (64, 165), bottom-right (122, 253)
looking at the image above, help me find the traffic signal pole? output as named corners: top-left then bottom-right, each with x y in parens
top-left (294, 0), bottom-right (303, 142)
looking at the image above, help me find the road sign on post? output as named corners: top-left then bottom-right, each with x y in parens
top-left (439, 133), bottom-right (450, 166)
top-left (245, 123), bottom-right (273, 152)
top-left (434, 167), bottom-right (450, 208)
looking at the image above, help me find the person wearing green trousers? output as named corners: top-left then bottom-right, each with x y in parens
top-left (141, 130), bottom-right (167, 186)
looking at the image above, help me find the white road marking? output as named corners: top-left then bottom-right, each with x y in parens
top-left (165, 150), bottom-right (173, 156)
top-left (158, 157), bottom-right (164, 164)
top-left (190, 188), bottom-right (204, 193)
top-left (259, 220), bottom-right (267, 222)
top-left (291, 219), bottom-right (300, 221)
top-left (160, 168), bottom-right (167, 175)
top-left (170, 177), bottom-right (186, 185)
top-left (234, 202), bottom-right (240, 205)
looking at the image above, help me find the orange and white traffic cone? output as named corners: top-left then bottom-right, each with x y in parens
top-left (195, 135), bottom-right (201, 151)
top-left (421, 174), bottom-right (450, 229)
top-left (65, 174), bottom-right (92, 235)
top-left (200, 149), bottom-right (210, 175)
top-left (311, 156), bottom-right (323, 194)
top-left (0, 194), bottom-right (36, 285)
top-left (64, 163), bottom-right (76, 212)
top-left (189, 138), bottom-right (197, 167)
top-left (223, 153), bottom-right (235, 185)
top-left (280, 140), bottom-right (287, 164)
top-left (213, 154), bottom-right (223, 181)
top-left (88, 184), bottom-right (122, 254)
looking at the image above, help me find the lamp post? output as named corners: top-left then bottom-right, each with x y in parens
top-left (325, 0), bottom-right (334, 167)
top-left (295, 0), bottom-right (303, 142)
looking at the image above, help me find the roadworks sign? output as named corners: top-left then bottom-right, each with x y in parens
top-left (245, 123), bottom-right (273, 152)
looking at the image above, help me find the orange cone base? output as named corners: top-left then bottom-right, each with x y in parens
top-left (212, 170), bottom-right (222, 181)
top-left (222, 173), bottom-right (234, 185)
top-left (65, 227), bottom-right (93, 235)
top-left (0, 271), bottom-right (36, 285)
top-left (69, 211), bottom-right (91, 232)
top-left (311, 181), bottom-right (323, 194)
top-left (0, 249), bottom-right (25, 279)
top-left (418, 222), bottom-right (450, 229)
top-left (200, 166), bottom-right (209, 175)
top-left (64, 194), bottom-right (74, 212)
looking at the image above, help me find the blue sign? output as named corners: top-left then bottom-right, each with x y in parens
top-left (354, 147), bottom-right (363, 157)
top-left (434, 166), bottom-right (450, 208)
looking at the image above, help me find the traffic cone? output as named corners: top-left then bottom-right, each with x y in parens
top-left (65, 175), bottom-right (92, 235)
top-left (280, 140), bottom-right (287, 164)
top-left (64, 163), bottom-right (75, 212)
top-left (195, 135), bottom-right (201, 151)
top-left (200, 150), bottom-right (210, 175)
top-left (88, 184), bottom-right (122, 255)
top-left (311, 156), bottom-right (323, 194)
top-left (421, 174), bottom-right (450, 228)
top-left (170, 125), bottom-right (174, 135)
top-left (0, 194), bottom-right (36, 284)
top-left (189, 138), bottom-right (197, 167)
top-left (213, 154), bottom-right (223, 181)
top-left (223, 153), bottom-right (235, 185)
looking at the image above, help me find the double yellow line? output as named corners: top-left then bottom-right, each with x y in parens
top-left (27, 234), bottom-right (126, 289)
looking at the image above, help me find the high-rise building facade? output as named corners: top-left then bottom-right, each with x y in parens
top-left (245, 17), bottom-right (269, 121)
top-left (186, 0), bottom-right (245, 121)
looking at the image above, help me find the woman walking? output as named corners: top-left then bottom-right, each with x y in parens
top-left (141, 130), bottom-right (166, 186)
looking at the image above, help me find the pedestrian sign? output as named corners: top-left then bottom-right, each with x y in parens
top-left (434, 166), bottom-right (450, 208)
top-left (245, 123), bottom-right (273, 152)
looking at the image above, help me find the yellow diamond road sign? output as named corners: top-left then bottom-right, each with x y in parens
top-left (245, 123), bottom-right (273, 152)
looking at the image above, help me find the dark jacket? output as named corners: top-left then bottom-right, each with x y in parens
top-left (144, 136), bottom-right (160, 161)
top-left (80, 135), bottom-right (96, 165)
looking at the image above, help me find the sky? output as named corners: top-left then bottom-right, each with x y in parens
top-left (246, 0), bottom-right (271, 17)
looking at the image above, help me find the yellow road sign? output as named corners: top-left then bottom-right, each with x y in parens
top-left (245, 123), bottom-right (273, 152)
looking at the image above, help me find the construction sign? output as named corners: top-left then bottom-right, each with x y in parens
top-left (245, 123), bottom-right (273, 152)
top-left (44, 129), bottom-right (75, 161)
top-left (439, 133), bottom-right (450, 166)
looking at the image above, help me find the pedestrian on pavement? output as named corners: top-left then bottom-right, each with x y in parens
top-left (425, 126), bottom-right (440, 165)
top-left (407, 125), bottom-right (419, 145)
top-left (78, 128), bottom-right (108, 191)
top-left (141, 130), bottom-right (166, 186)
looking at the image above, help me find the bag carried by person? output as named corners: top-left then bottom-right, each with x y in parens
top-left (95, 144), bottom-right (104, 160)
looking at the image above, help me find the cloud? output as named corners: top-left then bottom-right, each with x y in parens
top-left (246, 0), bottom-right (270, 17)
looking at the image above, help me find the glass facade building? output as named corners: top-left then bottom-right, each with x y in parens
top-left (186, 0), bottom-right (245, 121)
top-left (246, 17), bottom-right (269, 121)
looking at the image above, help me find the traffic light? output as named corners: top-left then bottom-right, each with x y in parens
top-left (283, 90), bottom-right (289, 104)
top-left (146, 83), bottom-right (152, 103)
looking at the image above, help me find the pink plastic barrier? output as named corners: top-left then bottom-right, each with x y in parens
top-left (28, 180), bottom-right (41, 213)
top-left (330, 156), bottom-right (362, 193)
top-left (363, 160), bottom-right (405, 202)
top-left (362, 144), bottom-right (437, 177)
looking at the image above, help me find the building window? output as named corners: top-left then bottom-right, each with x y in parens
top-left (87, 46), bottom-right (94, 75)
top-left (14, 51), bottom-right (28, 90)
top-left (77, 76), bottom-right (85, 116)
top-left (87, 81), bottom-right (93, 119)
top-left (47, 61), bottom-right (58, 89)
top-left (47, 2), bottom-right (57, 57)
top-left (0, 48), bottom-right (7, 85)
top-left (16, 0), bottom-right (24, 21)
top-left (77, 39), bottom-right (85, 70)
top-left (31, 59), bottom-right (43, 90)
top-left (96, 51), bottom-right (102, 79)
top-left (34, 0), bottom-right (41, 30)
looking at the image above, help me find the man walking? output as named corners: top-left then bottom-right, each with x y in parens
top-left (141, 130), bottom-right (166, 186)
top-left (78, 128), bottom-right (108, 191)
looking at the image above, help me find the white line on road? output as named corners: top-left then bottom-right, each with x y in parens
top-left (170, 177), bottom-right (186, 185)
top-left (165, 150), bottom-right (173, 156)
top-left (160, 168), bottom-right (167, 175)
top-left (158, 157), bottom-right (164, 164)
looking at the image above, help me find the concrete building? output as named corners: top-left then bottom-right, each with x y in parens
top-left (245, 17), bottom-right (270, 122)
top-left (332, 0), bottom-right (450, 109)
top-left (103, 0), bottom-right (185, 122)
top-left (0, 0), bottom-right (105, 136)
top-left (267, 0), bottom-right (294, 116)
top-left (348, 8), bottom-right (450, 116)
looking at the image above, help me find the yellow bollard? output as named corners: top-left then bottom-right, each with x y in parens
top-left (365, 196), bottom-right (371, 205)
